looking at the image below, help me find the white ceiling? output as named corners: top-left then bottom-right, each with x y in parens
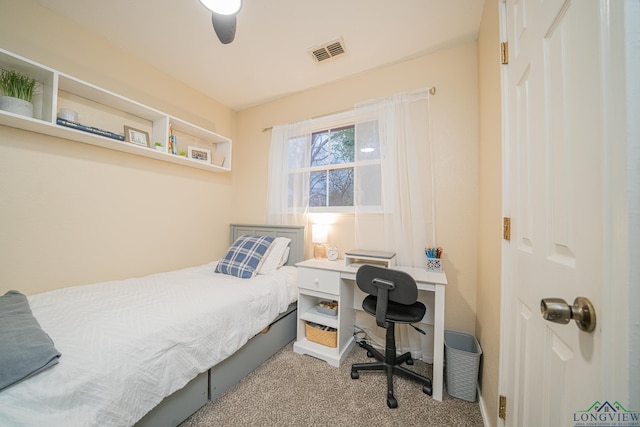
top-left (35, 0), bottom-right (485, 111)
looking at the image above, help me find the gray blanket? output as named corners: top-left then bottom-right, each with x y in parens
top-left (0, 290), bottom-right (61, 391)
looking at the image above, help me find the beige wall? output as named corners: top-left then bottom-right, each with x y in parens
top-left (476, 1), bottom-right (503, 425)
top-left (0, 0), bottom-right (237, 295)
top-left (235, 43), bottom-right (480, 334)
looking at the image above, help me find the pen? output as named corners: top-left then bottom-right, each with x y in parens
top-left (425, 247), bottom-right (443, 258)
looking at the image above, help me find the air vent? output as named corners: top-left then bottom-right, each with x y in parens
top-left (309, 37), bottom-right (346, 63)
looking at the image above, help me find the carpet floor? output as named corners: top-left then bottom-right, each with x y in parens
top-left (180, 342), bottom-right (484, 426)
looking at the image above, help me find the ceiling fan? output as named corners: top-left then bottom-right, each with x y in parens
top-left (199, 0), bottom-right (242, 44)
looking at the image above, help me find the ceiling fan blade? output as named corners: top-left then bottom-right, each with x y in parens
top-left (211, 12), bottom-right (237, 44)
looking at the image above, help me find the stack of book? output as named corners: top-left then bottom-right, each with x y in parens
top-left (56, 118), bottom-right (125, 141)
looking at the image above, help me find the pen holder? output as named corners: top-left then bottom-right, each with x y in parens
top-left (426, 257), bottom-right (442, 272)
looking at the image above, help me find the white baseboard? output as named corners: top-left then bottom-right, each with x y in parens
top-left (478, 385), bottom-right (493, 427)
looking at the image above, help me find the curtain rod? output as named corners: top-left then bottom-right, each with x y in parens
top-left (261, 86), bottom-right (436, 132)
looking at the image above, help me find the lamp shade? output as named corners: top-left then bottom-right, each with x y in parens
top-left (199, 0), bottom-right (242, 15)
top-left (311, 224), bottom-right (328, 244)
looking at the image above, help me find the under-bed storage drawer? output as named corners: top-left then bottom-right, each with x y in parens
top-left (209, 306), bottom-right (297, 400)
top-left (135, 370), bottom-right (208, 427)
top-left (297, 267), bottom-right (341, 294)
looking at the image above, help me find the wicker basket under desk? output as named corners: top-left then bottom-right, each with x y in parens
top-left (305, 322), bottom-right (337, 348)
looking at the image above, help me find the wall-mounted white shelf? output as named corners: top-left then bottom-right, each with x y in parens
top-left (0, 48), bottom-right (232, 172)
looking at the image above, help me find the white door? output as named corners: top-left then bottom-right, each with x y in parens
top-left (502, 0), bottom-right (632, 426)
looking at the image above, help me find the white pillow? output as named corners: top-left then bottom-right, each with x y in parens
top-left (258, 237), bottom-right (291, 274)
top-left (279, 247), bottom-right (290, 268)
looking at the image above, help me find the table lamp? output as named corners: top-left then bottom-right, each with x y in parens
top-left (312, 224), bottom-right (328, 259)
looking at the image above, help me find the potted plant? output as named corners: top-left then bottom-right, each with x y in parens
top-left (178, 150), bottom-right (186, 157)
top-left (154, 142), bottom-right (164, 152)
top-left (0, 68), bottom-right (36, 118)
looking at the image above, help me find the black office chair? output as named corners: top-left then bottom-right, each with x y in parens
top-left (350, 265), bottom-right (432, 408)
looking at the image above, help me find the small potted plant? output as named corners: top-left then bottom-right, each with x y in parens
top-left (178, 150), bottom-right (186, 157)
top-left (0, 68), bottom-right (36, 118)
top-left (154, 142), bottom-right (164, 152)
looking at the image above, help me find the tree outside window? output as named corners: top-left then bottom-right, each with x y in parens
top-left (309, 125), bottom-right (354, 207)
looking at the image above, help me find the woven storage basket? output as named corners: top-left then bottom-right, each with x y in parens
top-left (305, 322), bottom-right (337, 347)
top-left (444, 330), bottom-right (482, 402)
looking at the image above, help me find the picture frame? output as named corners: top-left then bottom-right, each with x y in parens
top-left (123, 126), bottom-right (150, 148)
top-left (187, 146), bottom-right (211, 163)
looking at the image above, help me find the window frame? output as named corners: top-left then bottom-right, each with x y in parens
top-left (286, 111), bottom-right (383, 214)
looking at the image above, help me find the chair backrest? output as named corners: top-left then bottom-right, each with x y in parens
top-left (356, 265), bottom-right (419, 327)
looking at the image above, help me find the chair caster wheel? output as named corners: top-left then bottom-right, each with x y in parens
top-left (423, 384), bottom-right (432, 395)
top-left (351, 371), bottom-right (359, 380)
top-left (406, 358), bottom-right (414, 365)
top-left (366, 351), bottom-right (374, 358)
top-left (387, 396), bottom-right (398, 408)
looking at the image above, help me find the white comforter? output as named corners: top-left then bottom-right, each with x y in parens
top-left (0, 262), bottom-right (298, 427)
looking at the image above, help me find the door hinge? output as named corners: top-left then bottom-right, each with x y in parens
top-left (499, 394), bottom-right (507, 420)
top-left (501, 41), bottom-right (509, 64)
top-left (503, 217), bottom-right (511, 240)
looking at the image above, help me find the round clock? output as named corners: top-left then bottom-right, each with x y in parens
top-left (327, 246), bottom-right (339, 261)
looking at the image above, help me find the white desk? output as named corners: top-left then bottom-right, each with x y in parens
top-left (293, 259), bottom-right (447, 401)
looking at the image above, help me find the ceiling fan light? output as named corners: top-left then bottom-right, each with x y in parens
top-left (199, 0), bottom-right (242, 15)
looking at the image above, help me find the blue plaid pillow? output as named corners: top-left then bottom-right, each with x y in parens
top-left (215, 235), bottom-right (275, 279)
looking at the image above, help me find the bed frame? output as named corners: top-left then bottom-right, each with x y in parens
top-left (136, 224), bottom-right (305, 427)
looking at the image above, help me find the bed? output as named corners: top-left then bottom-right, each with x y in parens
top-left (0, 224), bottom-right (305, 427)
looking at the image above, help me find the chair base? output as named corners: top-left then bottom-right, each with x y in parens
top-left (351, 339), bottom-right (432, 408)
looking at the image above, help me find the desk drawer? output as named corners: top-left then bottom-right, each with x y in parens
top-left (298, 267), bottom-right (340, 294)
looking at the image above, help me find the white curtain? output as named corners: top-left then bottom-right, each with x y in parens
top-left (354, 89), bottom-right (436, 359)
top-left (265, 120), bottom-right (312, 226)
top-left (354, 88), bottom-right (435, 265)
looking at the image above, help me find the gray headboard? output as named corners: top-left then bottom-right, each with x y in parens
top-left (230, 224), bottom-right (306, 266)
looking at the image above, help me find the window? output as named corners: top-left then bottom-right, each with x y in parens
top-left (309, 125), bottom-right (354, 208)
top-left (269, 89), bottom-right (434, 269)
top-left (286, 120), bottom-right (382, 213)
